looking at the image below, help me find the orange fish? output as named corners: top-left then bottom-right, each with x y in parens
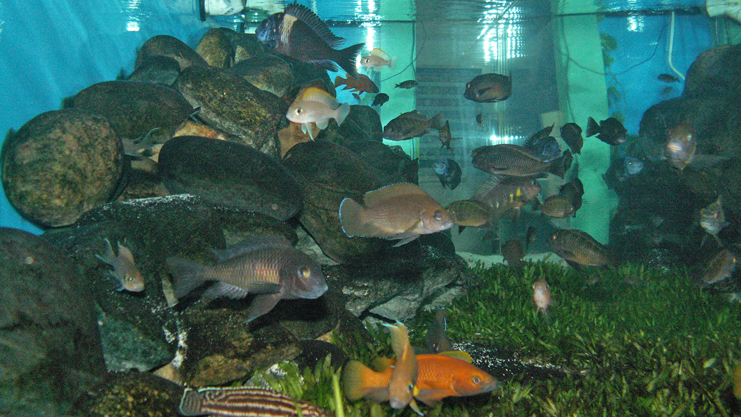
top-left (532, 278), bottom-right (552, 324)
top-left (383, 322), bottom-right (421, 413)
top-left (342, 352), bottom-right (499, 409)
top-left (334, 73), bottom-right (379, 94)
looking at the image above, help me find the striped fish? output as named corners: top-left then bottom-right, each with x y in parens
top-left (179, 386), bottom-right (331, 417)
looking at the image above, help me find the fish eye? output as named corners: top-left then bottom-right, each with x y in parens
top-left (407, 383), bottom-right (414, 393)
top-left (433, 210), bottom-right (442, 221)
top-left (294, 107), bottom-right (303, 115)
top-left (298, 267), bottom-right (310, 280)
top-left (472, 375), bottom-right (482, 385)
top-left (125, 276), bottom-right (134, 282)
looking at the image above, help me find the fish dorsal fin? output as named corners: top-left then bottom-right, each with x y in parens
top-left (472, 175), bottom-right (504, 202)
top-left (116, 242), bottom-right (135, 262)
top-left (369, 47), bottom-right (391, 61)
top-left (300, 87), bottom-right (339, 109)
top-left (363, 183), bottom-right (428, 207)
top-left (437, 350), bottom-right (473, 363)
top-left (285, 3), bottom-right (346, 48)
top-left (210, 235), bottom-right (292, 262)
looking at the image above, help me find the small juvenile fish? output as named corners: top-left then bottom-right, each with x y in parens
top-left (371, 93), bottom-right (389, 107)
top-left (532, 278), bottom-right (552, 324)
top-left (476, 113), bottom-right (484, 125)
top-left (339, 183), bottom-right (454, 246)
top-left (383, 322), bottom-right (421, 413)
top-left (180, 386), bottom-right (331, 417)
top-left (425, 308), bottom-right (454, 353)
top-left (395, 80), bottom-right (419, 89)
top-left (286, 87), bottom-right (350, 140)
top-left (437, 120), bottom-right (459, 150)
top-left (360, 47), bottom-right (397, 71)
top-left (658, 73), bottom-right (679, 83)
top-left (95, 238), bottom-right (145, 292)
top-left (700, 195), bottom-right (729, 245)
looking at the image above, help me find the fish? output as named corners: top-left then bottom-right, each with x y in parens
top-left (523, 134), bottom-right (561, 162)
top-left (438, 121), bottom-right (459, 150)
top-left (371, 93), bottom-right (389, 107)
top-left (699, 248), bottom-right (736, 289)
top-left (334, 73), bottom-right (379, 94)
top-left (658, 73), bottom-right (680, 83)
top-left (383, 111), bottom-right (445, 141)
top-left (339, 183), bottom-right (454, 246)
top-left (525, 225), bottom-right (537, 251)
top-left (179, 386), bottom-right (331, 417)
top-left (501, 239), bottom-right (526, 268)
top-left (360, 48), bottom-right (397, 71)
top-left (532, 278), bottom-right (552, 324)
top-left (342, 352), bottom-right (499, 407)
top-left (166, 235), bottom-right (328, 323)
top-left (548, 229), bottom-right (615, 270)
top-left (475, 113), bottom-right (483, 125)
top-left (383, 322), bottom-right (421, 413)
top-left (699, 196), bottom-right (729, 246)
top-left (586, 117), bottom-right (627, 146)
top-left (286, 87), bottom-right (350, 140)
top-left (463, 72), bottom-right (512, 103)
top-left (665, 123), bottom-right (696, 171)
top-left (558, 178), bottom-right (584, 212)
top-left (425, 308), bottom-right (454, 353)
top-left (472, 175), bottom-right (542, 218)
top-left (433, 158), bottom-right (462, 190)
top-left (471, 144), bottom-right (573, 178)
top-left (532, 194), bottom-right (575, 218)
top-left (446, 200), bottom-right (494, 232)
top-left (255, 4), bottom-right (364, 77)
top-left (95, 238), bottom-right (145, 292)
top-left (660, 86), bottom-right (673, 96)
top-left (624, 156), bottom-right (644, 175)
top-left (395, 80), bottom-right (419, 89)
top-left (560, 122), bottom-right (583, 154)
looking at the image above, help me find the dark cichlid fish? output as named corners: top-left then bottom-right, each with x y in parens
top-left (372, 93), bottom-right (389, 107)
top-left (472, 175), bottom-right (542, 217)
top-left (548, 229), bottom-right (615, 270)
top-left (179, 386), bottom-right (331, 417)
top-left (166, 235), bottom-right (327, 323)
top-left (446, 199), bottom-right (494, 232)
top-left (560, 122), bottom-right (583, 154)
top-left (395, 80), bottom-right (419, 89)
top-left (501, 238), bottom-right (526, 268)
top-left (472, 144), bottom-right (573, 178)
top-left (586, 117), bottom-right (627, 146)
top-left (557, 177), bottom-right (584, 213)
top-left (383, 110), bottom-right (444, 141)
top-left (433, 157), bottom-right (462, 190)
top-left (463, 72), bottom-right (512, 103)
top-left (524, 134), bottom-right (561, 162)
top-left (700, 196), bottom-right (729, 245)
top-left (425, 308), bottom-right (454, 353)
top-left (658, 73), bottom-right (680, 83)
top-left (256, 4), bottom-right (364, 78)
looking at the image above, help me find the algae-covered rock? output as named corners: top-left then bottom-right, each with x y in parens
top-left (175, 65), bottom-right (284, 158)
top-left (282, 140), bottom-right (385, 263)
top-left (196, 27), bottom-right (235, 68)
top-left (135, 34), bottom-right (207, 70)
top-left (76, 371), bottom-right (183, 416)
top-left (230, 54), bottom-right (293, 97)
top-left (158, 136), bottom-right (302, 221)
top-left (221, 29), bottom-right (267, 64)
top-left (126, 55), bottom-right (181, 85)
top-left (69, 80), bottom-right (194, 143)
top-left (1, 109), bottom-right (124, 227)
top-left (344, 141), bottom-right (418, 185)
top-left (0, 227), bottom-right (106, 416)
top-left (347, 105), bottom-right (383, 141)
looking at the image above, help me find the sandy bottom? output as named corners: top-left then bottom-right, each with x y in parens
top-left (457, 251), bottom-right (570, 269)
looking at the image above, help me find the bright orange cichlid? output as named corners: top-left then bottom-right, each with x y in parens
top-left (342, 351), bottom-right (499, 408)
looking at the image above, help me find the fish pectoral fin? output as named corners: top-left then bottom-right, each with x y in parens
top-left (392, 234), bottom-right (421, 247)
top-left (316, 118), bottom-right (330, 130)
top-left (203, 282), bottom-right (251, 300)
top-left (414, 391), bottom-right (444, 407)
top-left (409, 398), bottom-right (425, 416)
top-left (244, 292), bottom-right (283, 323)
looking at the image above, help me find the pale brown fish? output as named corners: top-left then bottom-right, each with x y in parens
top-left (383, 111), bottom-right (444, 141)
top-left (339, 183), bottom-right (454, 246)
top-left (179, 386), bottom-right (331, 417)
top-left (95, 238), bottom-right (145, 292)
top-left (360, 47), bottom-right (397, 71)
top-left (472, 144), bottom-right (573, 178)
top-left (383, 322), bottom-right (422, 414)
top-left (446, 199), bottom-right (494, 233)
top-left (425, 308), bottom-right (454, 353)
top-left (665, 123), bottom-right (696, 171)
top-left (699, 249), bottom-right (736, 289)
top-left (548, 229), bottom-right (615, 270)
top-left (532, 278), bottom-right (553, 324)
top-left (533, 195), bottom-right (575, 218)
top-left (700, 195), bottom-right (729, 246)
top-left (287, 87), bottom-right (350, 140)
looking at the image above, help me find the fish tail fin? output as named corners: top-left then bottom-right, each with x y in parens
top-left (179, 388), bottom-right (204, 416)
top-left (336, 102), bottom-right (350, 126)
top-left (388, 55), bottom-right (398, 70)
top-left (586, 117), bottom-right (599, 137)
top-left (429, 113), bottom-right (445, 130)
top-left (337, 43), bottom-right (365, 79)
top-left (166, 256), bottom-right (208, 299)
top-left (342, 360), bottom-right (381, 401)
top-left (549, 150), bottom-right (573, 178)
top-left (339, 197), bottom-right (365, 237)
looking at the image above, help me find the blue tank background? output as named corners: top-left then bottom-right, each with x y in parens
top-left (0, 0), bottom-right (716, 234)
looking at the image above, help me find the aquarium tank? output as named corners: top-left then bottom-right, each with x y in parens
top-left (2, 0), bottom-right (741, 415)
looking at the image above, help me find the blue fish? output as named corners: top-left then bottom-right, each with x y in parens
top-left (433, 158), bottom-right (462, 190)
top-left (624, 157), bottom-right (644, 176)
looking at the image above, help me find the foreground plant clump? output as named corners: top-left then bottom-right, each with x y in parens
top-left (257, 261), bottom-right (741, 416)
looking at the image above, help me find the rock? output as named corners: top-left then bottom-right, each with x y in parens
top-left (69, 80), bottom-right (194, 143)
top-left (230, 54), bottom-right (293, 97)
top-left (221, 29), bottom-right (267, 64)
top-left (74, 371), bottom-right (183, 416)
top-left (135, 34), bottom-right (207, 71)
top-left (684, 44), bottom-right (741, 100)
top-left (282, 140), bottom-right (385, 263)
top-left (1, 109), bottom-right (125, 227)
top-left (347, 105), bottom-right (383, 141)
top-left (0, 227), bottom-right (106, 415)
top-left (344, 141), bottom-right (419, 185)
top-left (127, 55), bottom-right (181, 86)
top-left (175, 65), bottom-right (285, 158)
top-left (158, 136), bottom-right (303, 221)
top-left (196, 28), bottom-right (235, 68)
